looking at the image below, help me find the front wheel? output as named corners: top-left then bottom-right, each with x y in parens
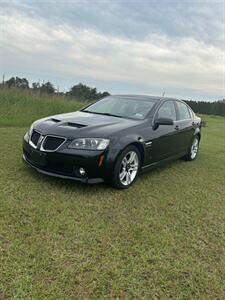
top-left (112, 146), bottom-right (140, 189)
top-left (183, 136), bottom-right (200, 161)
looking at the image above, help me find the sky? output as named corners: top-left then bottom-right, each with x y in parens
top-left (0, 0), bottom-right (224, 101)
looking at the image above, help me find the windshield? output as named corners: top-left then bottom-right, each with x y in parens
top-left (82, 97), bottom-right (155, 120)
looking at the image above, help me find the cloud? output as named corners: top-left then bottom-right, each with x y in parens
top-left (3, 0), bottom-right (223, 47)
top-left (0, 0), bottom-right (224, 99)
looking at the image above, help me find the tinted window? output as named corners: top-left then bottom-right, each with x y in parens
top-left (177, 102), bottom-right (191, 120)
top-left (157, 101), bottom-right (176, 121)
top-left (82, 96), bottom-right (155, 120)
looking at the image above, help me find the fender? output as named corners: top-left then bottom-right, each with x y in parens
top-left (103, 133), bottom-right (147, 179)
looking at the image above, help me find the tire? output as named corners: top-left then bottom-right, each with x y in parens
top-left (183, 135), bottom-right (200, 161)
top-left (111, 145), bottom-right (141, 189)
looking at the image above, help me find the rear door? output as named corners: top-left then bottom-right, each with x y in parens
top-left (174, 101), bottom-right (195, 152)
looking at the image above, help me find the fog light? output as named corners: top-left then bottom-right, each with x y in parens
top-left (79, 167), bottom-right (86, 176)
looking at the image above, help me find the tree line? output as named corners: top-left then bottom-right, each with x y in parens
top-left (1, 76), bottom-right (110, 101)
top-left (1, 76), bottom-right (225, 117)
top-left (185, 100), bottom-right (225, 117)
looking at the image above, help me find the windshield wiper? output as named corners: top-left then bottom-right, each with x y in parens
top-left (99, 112), bottom-right (123, 118)
top-left (82, 110), bottom-right (123, 118)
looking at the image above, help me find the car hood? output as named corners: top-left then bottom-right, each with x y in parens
top-left (34, 111), bottom-right (140, 139)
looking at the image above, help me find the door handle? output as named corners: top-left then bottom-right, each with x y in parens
top-left (175, 125), bottom-right (180, 130)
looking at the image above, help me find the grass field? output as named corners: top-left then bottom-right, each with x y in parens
top-left (0, 90), bottom-right (225, 299)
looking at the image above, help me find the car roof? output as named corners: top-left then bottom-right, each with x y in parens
top-left (110, 95), bottom-right (181, 102)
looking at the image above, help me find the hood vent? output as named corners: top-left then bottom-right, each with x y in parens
top-left (51, 118), bottom-right (61, 123)
top-left (62, 122), bottom-right (87, 128)
top-left (45, 118), bottom-right (61, 125)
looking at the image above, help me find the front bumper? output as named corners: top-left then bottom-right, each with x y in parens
top-left (23, 154), bottom-right (103, 183)
top-left (22, 136), bottom-right (111, 184)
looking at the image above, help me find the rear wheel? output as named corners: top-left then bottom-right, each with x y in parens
top-left (184, 136), bottom-right (200, 161)
top-left (112, 146), bottom-right (140, 189)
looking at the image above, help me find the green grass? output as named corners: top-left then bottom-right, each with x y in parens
top-left (0, 88), bottom-right (84, 127)
top-left (0, 90), bottom-right (225, 299)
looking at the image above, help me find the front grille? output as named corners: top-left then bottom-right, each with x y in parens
top-left (42, 136), bottom-right (66, 151)
top-left (31, 130), bottom-right (41, 146)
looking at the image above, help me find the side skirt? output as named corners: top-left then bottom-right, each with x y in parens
top-left (141, 151), bottom-right (187, 172)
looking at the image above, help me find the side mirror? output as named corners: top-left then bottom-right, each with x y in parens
top-left (153, 118), bottom-right (174, 130)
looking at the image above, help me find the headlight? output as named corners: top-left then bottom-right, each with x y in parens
top-left (68, 138), bottom-right (110, 150)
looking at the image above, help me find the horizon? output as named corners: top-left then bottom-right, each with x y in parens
top-left (2, 74), bottom-right (224, 102)
top-left (1, 74), bottom-right (225, 102)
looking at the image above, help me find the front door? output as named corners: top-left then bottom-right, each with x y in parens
top-left (145, 100), bottom-right (180, 164)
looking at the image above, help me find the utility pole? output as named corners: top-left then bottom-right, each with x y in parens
top-left (2, 74), bottom-right (5, 85)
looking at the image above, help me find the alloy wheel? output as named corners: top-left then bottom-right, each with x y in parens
top-left (190, 137), bottom-right (199, 159)
top-left (119, 151), bottom-right (139, 186)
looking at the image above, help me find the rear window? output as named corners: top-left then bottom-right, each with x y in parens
top-left (177, 101), bottom-right (191, 120)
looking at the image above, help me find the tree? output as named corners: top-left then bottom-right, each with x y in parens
top-left (69, 83), bottom-right (110, 100)
top-left (32, 81), bottom-right (55, 94)
top-left (32, 82), bottom-right (40, 90)
top-left (40, 81), bottom-right (55, 94)
top-left (5, 76), bottom-right (29, 89)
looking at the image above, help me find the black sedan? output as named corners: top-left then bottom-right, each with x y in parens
top-left (23, 95), bottom-right (201, 189)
